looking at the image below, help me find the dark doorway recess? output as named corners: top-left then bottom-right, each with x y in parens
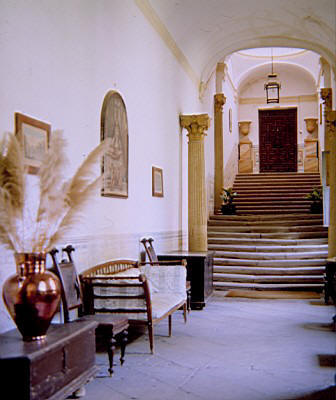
top-left (259, 108), bottom-right (297, 172)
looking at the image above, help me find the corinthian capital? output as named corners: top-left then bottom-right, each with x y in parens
top-left (180, 114), bottom-right (210, 140)
top-left (321, 88), bottom-right (332, 109)
top-left (214, 93), bottom-right (226, 112)
top-left (326, 110), bottom-right (336, 135)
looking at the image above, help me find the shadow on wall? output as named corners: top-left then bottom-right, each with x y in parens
top-left (287, 386), bottom-right (335, 400)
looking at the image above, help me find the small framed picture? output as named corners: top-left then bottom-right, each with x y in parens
top-left (152, 166), bottom-right (163, 197)
top-left (298, 149), bottom-right (304, 166)
top-left (15, 112), bottom-right (51, 174)
top-left (229, 108), bottom-right (232, 133)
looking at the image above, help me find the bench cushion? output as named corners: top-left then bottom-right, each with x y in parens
top-left (151, 293), bottom-right (186, 319)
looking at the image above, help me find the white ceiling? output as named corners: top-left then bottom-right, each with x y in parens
top-left (148, 0), bottom-right (336, 83)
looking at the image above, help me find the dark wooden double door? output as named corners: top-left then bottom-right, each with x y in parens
top-left (259, 108), bottom-right (297, 172)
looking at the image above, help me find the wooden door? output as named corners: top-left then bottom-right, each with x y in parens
top-left (259, 108), bottom-right (297, 172)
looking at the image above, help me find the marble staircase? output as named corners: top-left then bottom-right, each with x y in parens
top-left (209, 173), bottom-right (327, 294)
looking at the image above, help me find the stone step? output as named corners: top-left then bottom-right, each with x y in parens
top-left (208, 219), bottom-right (323, 227)
top-left (209, 213), bottom-right (323, 221)
top-left (236, 204), bottom-right (310, 209)
top-left (236, 172), bottom-right (320, 176)
top-left (208, 225), bottom-right (327, 233)
top-left (235, 198), bottom-right (311, 203)
top-left (213, 273), bottom-right (324, 283)
top-left (236, 210), bottom-right (316, 215)
top-left (208, 237), bottom-right (328, 246)
top-left (234, 178), bottom-right (321, 184)
top-left (214, 281), bottom-right (324, 291)
top-left (214, 258), bottom-right (327, 267)
top-left (208, 231), bottom-right (328, 239)
top-left (208, 244), bottom-right (327, 253)
top-left (235, 174), bottom-right (320, 180)
top-left (213, 265), bottom-right (325, 275)
top-left (208, 214), bottom-right (323, 227)
top-left (213, 250), bottom-right (328, 260)
top-left (233, 182), bottom-right (320, 187)
top-left (233, 192), bottom-right (318, 197)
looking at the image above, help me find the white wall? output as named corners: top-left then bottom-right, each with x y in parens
top-left (0, 0), bottom-right (206, 332)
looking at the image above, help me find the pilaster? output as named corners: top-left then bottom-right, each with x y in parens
top-left (326, 110), bottom-right (336, 257)
top-left (214, 93), bottom-right (226, 213)
top-left (321, 88), bottom-right (333, 184)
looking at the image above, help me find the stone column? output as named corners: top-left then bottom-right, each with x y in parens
top-left (180, 114), bottom-right (210, 252)
top-left (214, 93), bottom-right (226, 213)
top-left (326, 110), bottom-right (336, 257)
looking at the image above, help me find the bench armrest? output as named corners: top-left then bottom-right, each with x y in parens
top-left (139, 263), bottom-right (187, 297)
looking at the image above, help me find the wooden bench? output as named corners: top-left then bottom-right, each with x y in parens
top-left (80, 259), bottom-right (187, 353)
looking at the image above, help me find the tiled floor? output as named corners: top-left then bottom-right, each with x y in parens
top-left (81, 294), bottom-right (335, 400)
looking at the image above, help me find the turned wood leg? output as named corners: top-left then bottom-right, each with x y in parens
top-left (168, 315), bottom-right (172, 337)
top-left (120, 329), bottom-right (128, 365)
top-left (106, 335), bottom-right (116, 376)
top-left (183, 303), bottom-right (187, 323)
top-left (72, 386), bottom-right (86, 398)
top-left (148, 323), bottom-right (154, 354)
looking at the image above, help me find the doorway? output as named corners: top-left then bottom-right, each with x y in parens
top-left (259, 108), bottom-right (297, 172)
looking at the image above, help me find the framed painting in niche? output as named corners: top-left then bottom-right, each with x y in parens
top-left (15, 112), bottom-right (51, 175)
top-left (101, 91), bottom-right (128, 198)
top-left (152, 166), bottom-right (163, 197)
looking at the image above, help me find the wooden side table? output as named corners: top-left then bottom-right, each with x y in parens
top-left (158, 251), bottom-right (214, 310)
top-left (325, 257), bottom-right (336, 329)
top-left (0, 320), bottom-right (98, 400)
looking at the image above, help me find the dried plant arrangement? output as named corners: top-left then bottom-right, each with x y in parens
top-left (0, 131), bottom-right (110, 253)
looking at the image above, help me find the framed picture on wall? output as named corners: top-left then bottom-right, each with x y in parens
top-left (15, 112), bottom-right (51, 175)
top-left (101, 91), bottom-right (129, 198)
top-left (298, 149), bottom-right (304, 166)
top-left (152, 166), bottom-right (164, 197)
top-left (229, 108), bottom-right (232, 133)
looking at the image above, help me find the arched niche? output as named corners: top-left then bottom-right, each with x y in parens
top-left (100, 90), bottom-right (129, 198)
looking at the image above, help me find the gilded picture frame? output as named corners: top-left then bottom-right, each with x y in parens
top-left (152, 166), bottom-right (163, 197)
top-left (14, 112), bottom-right (51, 175)
top-left (101, 91), bottom-right (129, 198)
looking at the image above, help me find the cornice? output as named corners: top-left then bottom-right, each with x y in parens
top-left (239, 94), bottom-right (318, 105)
top-left (236, 50), bottom-right (307, 60)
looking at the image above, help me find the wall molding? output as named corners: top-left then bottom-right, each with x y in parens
top-left (134, 0), bottom-right (200, 89)
top-left (0, 229), bottom-right (186, 333)
top-left (239, 94), bottom-right (318, 105)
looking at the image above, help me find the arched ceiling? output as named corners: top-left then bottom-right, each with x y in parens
top-left (146, 0), bottom-right (336, 84)
top-left (230, 50), bottom-right (321, 93)
top-left (238, 63), bottom-right (316, 92)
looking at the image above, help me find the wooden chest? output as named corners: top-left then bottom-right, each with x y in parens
top-left (0, 320), bottom-right (98, 400)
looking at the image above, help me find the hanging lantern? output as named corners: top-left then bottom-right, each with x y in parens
top-left (264, 49), bottom-right (281, 103)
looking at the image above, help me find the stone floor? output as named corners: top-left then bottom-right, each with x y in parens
top-left (81, 294), bottom-right (336, 400)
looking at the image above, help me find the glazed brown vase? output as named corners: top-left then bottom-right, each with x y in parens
top-left (2, 252), bottom-right (61, 341)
